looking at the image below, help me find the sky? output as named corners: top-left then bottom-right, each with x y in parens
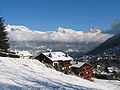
top-left (0, 0), bottom-right (120, 31)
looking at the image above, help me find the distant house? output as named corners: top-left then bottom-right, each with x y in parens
top-left (32, 52), bottom-right (73, 73)
top-left (15, 50), bottom-right (32, 59)
top-left (107, 66), bottom-right (119, 73)
top-left (71, 62), bottom-right (94, 80)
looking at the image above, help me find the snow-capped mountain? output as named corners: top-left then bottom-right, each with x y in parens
top-left (6, 24), bottom-right (32, 32)
top-left (86, 28), bottom-right (101, 34)
top-left (5, 25), bottom-right (113, 43)
top-left (5, 25), bottom-right (114, 57)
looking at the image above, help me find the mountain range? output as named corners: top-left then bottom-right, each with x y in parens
top-left (6, 25), bottom-right (112, 43)
top-left (5, 25), bottom-right (114, 57)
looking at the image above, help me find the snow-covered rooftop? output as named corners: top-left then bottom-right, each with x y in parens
top-left (71, 62), bottom-right (86, 68)
top-left (16, 50), bottom-right (32, 56)
top-left (107, 67), bottom-right (119, 73)
top-left (42, 52), bottom-right (73, 61)
top-left (71, 61), bottom-right (93, 68)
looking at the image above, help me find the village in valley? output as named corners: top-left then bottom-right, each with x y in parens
top-left (0, 0), bottom-right (120, 89)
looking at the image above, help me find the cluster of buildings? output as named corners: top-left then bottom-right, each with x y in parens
top-left (77, 47), bottom-right (120, 80)
top-left (10, 47), bottom-right (120, 80)
top-left (10, 49), bottom-right (94, 80)
top-left (9, 49), bottom-right (94, 80)
top-left (31, 51), bottom-right (94, 80)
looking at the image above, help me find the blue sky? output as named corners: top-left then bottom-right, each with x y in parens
top-left (0, 0), bottom-right (120, 31)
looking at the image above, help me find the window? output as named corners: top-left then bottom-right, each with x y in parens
top-left (59, 61), bottom-right (63, 66)
top-left (80, 68), bottom-right (85, 71)
top-left (86, 68), bottom-right (89, 70)
top-left (54, 63), bottom-right (57, 66)
top-left (54, 63), bottom-right (58, 70)
top-left (83, 69), bottom-right (85, 71)
top-left (80, 73), bottom-right (84, 76)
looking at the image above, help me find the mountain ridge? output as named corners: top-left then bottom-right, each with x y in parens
top-left (5, 25), bottom-right (114, 56)
top-left (5, 24), bottom-right (113, 43)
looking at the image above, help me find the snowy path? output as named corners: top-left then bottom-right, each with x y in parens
top-left (0, 57), bottom-right (120, 90)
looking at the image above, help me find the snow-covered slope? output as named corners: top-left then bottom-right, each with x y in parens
top-left (6, 25), bottom-right (113, 43)
top-left (0, 56), bottom-right (120, 90)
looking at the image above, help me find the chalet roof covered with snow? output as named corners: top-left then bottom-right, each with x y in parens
top-left (71, 62), bottom-right (86, 68)
top-left (42, 52), bottom-right (73, 61)
top-left (71, 62), bottom-right (93, 68)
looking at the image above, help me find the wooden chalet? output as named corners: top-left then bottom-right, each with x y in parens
top-left (71, 62), bottom-right (94, 80)
top-left (32, 52), bottom-right (73, 73)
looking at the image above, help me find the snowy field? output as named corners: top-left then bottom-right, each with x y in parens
top-left (0, 57), bottom-right (120, 90)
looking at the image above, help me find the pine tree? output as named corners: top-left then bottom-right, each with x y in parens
top-left (0, 17), bottom-right (10, 52)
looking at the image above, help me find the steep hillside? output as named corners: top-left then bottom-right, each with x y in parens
top-left (0, 57), bottom-right (120, 90)
top-left (89, 33), bottom-right (120, 55)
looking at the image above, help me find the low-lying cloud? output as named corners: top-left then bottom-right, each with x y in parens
top-left (7, 30), bottom-right (112, 43)
top-left (103, 19), bottom-right (120, 34)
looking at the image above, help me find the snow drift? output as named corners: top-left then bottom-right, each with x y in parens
top-left (0, 56), bottom-right (120, 90)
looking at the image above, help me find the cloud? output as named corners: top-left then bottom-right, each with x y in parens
top-left (103, 19), bottom-right (120, 34)
top-left (6, 25), bottom-right (113, 43)
top-left (7, 30), bottom-right (112, 43)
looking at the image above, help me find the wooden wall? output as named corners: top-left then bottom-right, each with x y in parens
top-left (72, 63), bottom-right (93, 79)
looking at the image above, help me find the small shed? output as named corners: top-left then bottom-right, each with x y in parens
top-left (71, 62), bottom-right (93, 80)
top-left (32, 52), bottom-right (73, 72)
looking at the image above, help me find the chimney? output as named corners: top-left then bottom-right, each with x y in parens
top-left (49, 49), bottom-right (52, 58)
top-left (49, 53), bottom-right (52, 58)
top-left (65, 53), bottom-right (69, 57)
top-left (74, 58), bottom-right (78, 64)
top-left (76, 61), bottom-right (78, 64)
